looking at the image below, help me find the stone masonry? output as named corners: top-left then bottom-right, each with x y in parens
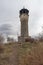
top-left (18, 8), bottom-right (29, 42)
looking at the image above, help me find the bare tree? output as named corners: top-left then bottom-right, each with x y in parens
top-left (0, 34), bottom-right (4, 53)
top-left (0, 33), bottom-right (4, 44)
top-left (37, 26), bottom-right (43, 41)
top-left (7, 37), bottom-right (14, 43)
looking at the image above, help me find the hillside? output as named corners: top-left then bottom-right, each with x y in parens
top-left (0, 42), bottom-right (43, 65)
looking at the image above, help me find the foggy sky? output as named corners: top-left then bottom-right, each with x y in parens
top-left (0, 0), bottom-right (43, 38)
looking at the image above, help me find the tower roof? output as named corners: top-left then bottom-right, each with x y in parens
top-left (20, 8), bottom-right (29, 15)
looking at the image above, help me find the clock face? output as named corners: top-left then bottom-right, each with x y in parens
top-left (20, 14), bottom-right (28, 22)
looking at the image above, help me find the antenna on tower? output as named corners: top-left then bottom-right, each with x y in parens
top-left (23, 6), bottom-right (25, 9)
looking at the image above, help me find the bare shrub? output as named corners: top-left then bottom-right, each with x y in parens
top-left (0, 34), bottom-right (4, 44)
top-left (25, 38), bottom-right (35, 43)
top-left (0, 34), bottom-right (4, 53)
top-left (7, 37), bottom-right (14, 43)
top-left (0, 45), bottom-right (4, 53)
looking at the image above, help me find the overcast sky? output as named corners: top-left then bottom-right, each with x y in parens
top-left (0, 0), bottom-right (43, 38)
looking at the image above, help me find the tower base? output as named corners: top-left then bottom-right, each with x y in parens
top-left (18, 36), bottom-right (31, 42)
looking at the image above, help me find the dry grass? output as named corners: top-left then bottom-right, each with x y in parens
top-left (0, 42), bottom-right (43, 65)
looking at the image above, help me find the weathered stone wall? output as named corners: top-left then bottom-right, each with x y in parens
top-left (20, 14), bottom-right (29, 37)
top-left (18, 13), bottom-right (29, 42)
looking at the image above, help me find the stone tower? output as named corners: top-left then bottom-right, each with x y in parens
top-left (18, 8), bottom-right (29, 42)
